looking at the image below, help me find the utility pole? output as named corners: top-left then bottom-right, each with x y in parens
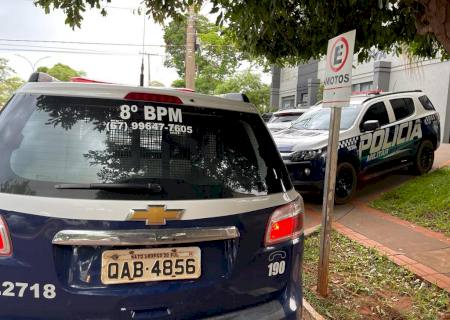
top-left (140, 57), bottom-right (144, 87)
top-left (185, 5), bottom-right (196, 90)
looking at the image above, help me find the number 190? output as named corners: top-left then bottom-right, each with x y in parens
top-left (268, 261), bottom-right (286, 277)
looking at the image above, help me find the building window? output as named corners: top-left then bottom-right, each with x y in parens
top-left (281, 96), bottom-right (295, 109)
top-left (352, 81), bottom-right (373, 92)
top-left (299, 93), bottom-right (309, 107)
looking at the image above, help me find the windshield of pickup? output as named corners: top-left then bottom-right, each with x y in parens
top-left (291, 105), bottom-right (361, 130)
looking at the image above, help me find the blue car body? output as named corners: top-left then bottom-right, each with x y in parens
top-left (0, 81), bottom-right (304, 319)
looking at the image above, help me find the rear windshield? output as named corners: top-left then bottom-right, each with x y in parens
top-left (0, 94), bottom-right (291, 200)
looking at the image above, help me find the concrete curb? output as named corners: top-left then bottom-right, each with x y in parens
top-left (304, 225), bottom-right (321, 237)
top-left (305, 204), bottom-right (450, 292)
top-left (303, 227), bottom-right (326, 319)
top-left (302, 299), bottom-right (326, 320)
top-left (333, 221), bottom-right (450, 293)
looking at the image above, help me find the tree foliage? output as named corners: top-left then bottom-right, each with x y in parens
top-left (0, 58), bottom-right (24, 107)
top-left (214, 71), bottom-right (270, 113)
top-left (37, 63), bottom-right (86, 81)
top-left (35, 0), bottom-right (450, 64)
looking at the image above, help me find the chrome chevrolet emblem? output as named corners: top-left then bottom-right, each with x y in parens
top-left (128, 205), bottom-right (184, 225)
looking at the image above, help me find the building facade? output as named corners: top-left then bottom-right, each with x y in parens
top-left (270, 54), bottom-right (450, 143)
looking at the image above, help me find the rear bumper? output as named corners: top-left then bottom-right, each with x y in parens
top-left (0, 205), bottom-right (304, 320)
top-left (204, 297), bottom-right (301, 320)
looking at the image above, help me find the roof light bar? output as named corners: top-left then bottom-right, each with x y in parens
top-left (71, 77), bottom-right (110, 84)
top-left (124, 92), bottom-right (183, 104)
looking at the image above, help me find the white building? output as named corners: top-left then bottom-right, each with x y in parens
top-left (270, 54), bottom-right (450, 143)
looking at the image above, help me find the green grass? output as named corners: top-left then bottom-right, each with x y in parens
top-left (303, 231), bottom-right (449, 319)
top-left (370, 167), bottom-right (450, 236)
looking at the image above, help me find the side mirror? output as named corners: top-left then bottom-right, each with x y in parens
top-left (362, 120), bottom-right (380, 132)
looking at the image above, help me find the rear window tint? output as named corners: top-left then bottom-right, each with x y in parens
top-left (418, 95), bottom-right (436, 111)
top-left (0, 94), bottom-right (291, 200)
top-left (390, 98), bottom-right (415, 121)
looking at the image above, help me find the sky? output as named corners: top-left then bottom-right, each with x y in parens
top-left (0, 0), bottom-right (181, 86)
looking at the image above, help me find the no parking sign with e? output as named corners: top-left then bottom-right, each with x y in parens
top-left (323, 30), bottom-right (356, 108)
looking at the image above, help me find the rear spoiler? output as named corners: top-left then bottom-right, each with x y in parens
top-left (28, 72), bottom-right (58, 83)
top-left (217, 93), bottom-right (250, 103)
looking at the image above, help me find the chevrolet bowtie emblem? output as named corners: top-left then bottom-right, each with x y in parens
top-left (128, 205), bottom-right (184, 225)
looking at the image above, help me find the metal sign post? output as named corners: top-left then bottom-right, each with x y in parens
top-left (317, 30), bottom-right (356, 297)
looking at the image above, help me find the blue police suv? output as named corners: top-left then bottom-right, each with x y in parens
top-left (0, 73), bottom-right (304, 319)
top-left (273, 90), bottom-right (440, 204)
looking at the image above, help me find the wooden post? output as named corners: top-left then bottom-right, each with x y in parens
top-left (185, 5), bottom-right (196, 90)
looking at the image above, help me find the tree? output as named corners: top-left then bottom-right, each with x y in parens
top-left (37, 63), bottom-right (86, 81)
top-left (0, 58), bottom-right (24, 107)
top-left (35, 0), bottom-right (450, 64)
top-left (215, 71), bottom-right (270, 113)
top-left (163, 14), bottom-right (244, 94)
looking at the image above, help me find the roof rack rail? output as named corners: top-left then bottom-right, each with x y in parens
top-left (28, 72), bottom-right (58, 83)
top-left (217, 93), bottom-right (250, 103)
top-left (363, 90), bottom-right (422, 103)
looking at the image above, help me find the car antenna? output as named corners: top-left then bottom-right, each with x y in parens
top-left (139, 15), bottom-right (146, 87)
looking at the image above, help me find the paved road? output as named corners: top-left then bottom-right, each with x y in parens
top-left (302, 143), bottom-right (450, 292)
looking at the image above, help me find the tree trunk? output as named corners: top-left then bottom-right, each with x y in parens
top-left (415, 0), bottom-right (450, 54)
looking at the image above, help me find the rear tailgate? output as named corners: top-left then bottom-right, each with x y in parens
top-left (0, 192), bottom-right (299, 319)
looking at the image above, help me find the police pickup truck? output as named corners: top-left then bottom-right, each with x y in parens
top-left (273, 90), bottom-right (441, 204)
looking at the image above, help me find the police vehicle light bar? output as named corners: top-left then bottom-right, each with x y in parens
top-left (175, 88), bottom-right (195, 93)
top-left (0, 216), bottom-right (12, 256)
top-left (71, 77), bottom-right (111, 84)
top-left (124, 92), bottom-right (183, 105)
top-left (352, 89), bottom-right (382, 95)
top-left (265, 198), bottom-right (304, 246)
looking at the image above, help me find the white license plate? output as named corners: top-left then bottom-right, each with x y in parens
top-left (101, 247), bottom-right (201, 285)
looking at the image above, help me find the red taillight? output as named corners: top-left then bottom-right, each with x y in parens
top-left (0, 216), bottom-right (12, 256)
top-left (124, 92), bottom-right (183, 104)
top-left (265, 197), bottom-right (304, 246)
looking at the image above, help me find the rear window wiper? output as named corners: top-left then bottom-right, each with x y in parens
top-left (55, 183), bottom-right (162, 192)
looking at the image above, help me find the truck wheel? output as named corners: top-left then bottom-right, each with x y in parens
top-left (334, 162), bottom-right (357, 204)
top-left (411, 140), bottom-right (434, 175)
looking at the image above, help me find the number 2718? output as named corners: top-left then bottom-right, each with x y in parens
top-left (0, 281), bottom-right (56, 299)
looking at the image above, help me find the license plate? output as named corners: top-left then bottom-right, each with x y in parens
top-left (101, 247), bottom-right (201, 285)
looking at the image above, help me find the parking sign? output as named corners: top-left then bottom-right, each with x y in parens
top-left (323, 30), bottom-right (356, 107)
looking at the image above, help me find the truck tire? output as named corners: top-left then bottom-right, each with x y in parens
top-left (411, 140), bottom-right (434, 175)
top-left (334, 162), bottom-right (357, 204)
